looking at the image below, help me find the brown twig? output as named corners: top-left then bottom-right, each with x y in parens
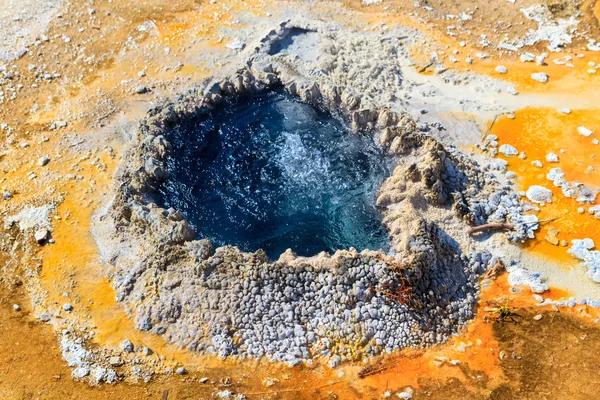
top-left (418, 62), bottom-right (434, 73)
top-left (481, 114), bottom-right (499, 142)
top-left (468, 223), bottom-right (514, 235)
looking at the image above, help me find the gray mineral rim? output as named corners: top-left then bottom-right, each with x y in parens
top-left (93, 22), bottom-right (530, 367)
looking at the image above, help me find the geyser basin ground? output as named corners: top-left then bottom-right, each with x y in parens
top-left (158, 90), bottom-right (392, 258)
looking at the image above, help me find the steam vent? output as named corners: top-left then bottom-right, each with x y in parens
top-left (2, 0), bottom-right (600, 398)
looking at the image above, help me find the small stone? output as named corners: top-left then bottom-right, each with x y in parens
top-left (533, 314), bottom-right (543, 321)
top-left (62, 303), bottom-right (73, 312)
top-left (532, 160), bottom-right (543, 167)
top-left (34, 228), bottom-right (51, 245)
top-left (578, 126), bottom-right (594, 137)
top-left (526, 185), bottom-right (553, 204)
top-left (560, 240), bottom-right (568, 247)
top-left (531, 72), bottom-right (549, 83)
top-left (109, 356), bottom-right (123, 366)
top-left (200, 377), bottom-right (209, 384)
top-left (39, 313), bottom-right (51, 322)
top-left (3, 191), bottom-right (12, 200)
top-left (225, 39), bottom-right (245, 50)
top-left (520, 53), bottom-right (535, 62)
top-left (135, 85), bottom-right (150, 94)
top-left (13, 304), bottom-right (21, 311)
top-left (120, 339), bottom-right (134, 353)
top-left (495, 65), bottom-right (508, 74)
top-left (466, 56), bottom-right (473, 64)
top-left (558, 108), bottom-right (571, 114)
top-left (546, 153), bottom-right (559, 163)
top-left (175, 367), bottom-right (186, 375)
top-left (544, 227), bottom-right (560, 245)
top-left (142, 347), bottom-right (153, 356)
top-left (38, 156), bottom-right (51, 166)
top-left (138, 71), bottom-right (146, 77)
top-left (263, 377), bottom-right (279, 387)
top-left (72, 367), bottom-right (89, 379)
top-left (499, 144), bottom-right (518, 156)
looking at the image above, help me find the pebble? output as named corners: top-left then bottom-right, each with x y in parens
top-left (526, 185), bottom-right (553, 204)
top-left (397, 388), bottom-right (414, 399)
top-left (135, 85), bottom-right (150, 94)
top-left (62, 303), bottom-right (73, 312)
top-left (466, 56), bottom-right (473, 64)
top-left (175, 367), bottom-right (186, 375)
top-left (498, 144), bottom-right (518, 156)
top-left (558, 108), bottom-right (571, 114)
top-left (520, 53), bottom-right (535, 62)
top-left (226, 39), bottom-right (246, 50)
top-left (109, 356), bottom-right (123, 366)
top-left (546, 153), bottom-right (559, 163)
top-left (531, 72), bottom-right (549, 83)
top-left (38, 156), bottom-right (51, 166)
top-left (13, 304), bottom-right (20, 311)
top-left (495, 65), bottom-right (508, 74)
top-left (34, 228), bottom-right (51, 245)
top-left (577, 126), bottom-right (594, 137)
top-left (533, 314), bottom-right (543, 321)
top-left (120, 339), bottom-right (134, 353)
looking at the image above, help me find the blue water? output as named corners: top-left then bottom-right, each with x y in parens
top-left (158, 90), bottom-right (392, 259)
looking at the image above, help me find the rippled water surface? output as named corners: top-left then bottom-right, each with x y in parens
top-left (159, 90), bottom-right (392, 258)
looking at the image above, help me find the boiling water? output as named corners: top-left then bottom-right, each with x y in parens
top-left (159, 90), bottom-right (392, 258)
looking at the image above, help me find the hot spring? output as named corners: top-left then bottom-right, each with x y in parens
top-left (158, 90), bottom-right (393, 259)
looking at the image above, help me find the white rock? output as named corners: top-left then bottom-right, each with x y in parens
top-left (531, 160), bottom-right (543, 167)
top-left (225, 39), bottom-right (245, 50)
top-left (546, 152), bottom-right (559, 163)
top-left (526, 185), bottom-right (553, 203)
top-left (495, 65), bottom-right (508, 74)
top-left (558, 108), bottom-right (571, 114)
top-left (593, 139), bottom-right (599, 145)
top-left (498, 144), bottom-right (518, 156)
top-left (397, 388), bottom-right (414, 399)
top-left (520, 52), bottom-right (535, 62)
top-left (546, 168), bottom-right (565, 185)
top-left (577, 126), bottom-right (594, 137)
top-left (568, 238), bottom-right (595, 260)
top-left (507, 264), bottom-right (548, 293)
top-left (38, 156), bottom-right (50, 166)
top-left (531, 72), bottom-right (549, 83)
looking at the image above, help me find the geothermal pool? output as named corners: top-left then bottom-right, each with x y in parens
top-left (158, 90), bottom-right (393, 258)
